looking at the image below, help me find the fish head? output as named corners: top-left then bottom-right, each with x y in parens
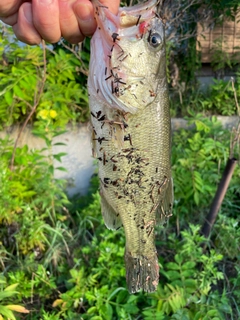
top-left (89, 0), bottom-right (167, 114)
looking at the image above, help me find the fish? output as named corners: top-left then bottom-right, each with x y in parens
top-left (88, 0), bottom-right (173, 293)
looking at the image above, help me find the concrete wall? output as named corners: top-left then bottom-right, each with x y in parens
top-left (0, 124), bottom-right (95, 197)
top-left (0, 117), bottom-right (238, 197)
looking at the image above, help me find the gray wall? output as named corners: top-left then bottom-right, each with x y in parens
top-left (0, 124), bottom-right (95, 197)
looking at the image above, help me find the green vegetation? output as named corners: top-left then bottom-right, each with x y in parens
top-left (0, 26), bottom-right (90, 130)
top-left (0, 116), bottom-right (239, 319)
top-left (0, 1), bottom-right (240, 318)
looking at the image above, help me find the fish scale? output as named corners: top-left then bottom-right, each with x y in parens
top-left (88, 0), bottom-right (173, 293)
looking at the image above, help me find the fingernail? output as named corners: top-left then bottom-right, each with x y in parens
top-left (75, 3), bottom-right (93, 21)
top-left (23, 6), bottom-right (32, 24)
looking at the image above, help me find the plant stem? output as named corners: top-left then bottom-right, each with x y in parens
top-left (60, 40), bottom-right (88, 76)
top-left (201, 157), bottom-right (237, 238)
top-left (10, 40), bottom-right (47, 171)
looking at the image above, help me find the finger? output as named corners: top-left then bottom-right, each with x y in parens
top-left (0, 0), bottom-right (24, 17)
top-left (74, 0), bottom-right (96, 38)
top-left (32, 0), bottom-right (61, 43)
top-left (12, 2), bottom-right (42, 44)
top-left (100, 0), bottom-right (120, 15)
top-left (59, 0), bottom-right (85, 44)
top-left (0, 12), bottom-right (18, 26)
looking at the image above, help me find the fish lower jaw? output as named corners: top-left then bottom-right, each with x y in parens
top-left (124, 251), bottom-right (159, 293)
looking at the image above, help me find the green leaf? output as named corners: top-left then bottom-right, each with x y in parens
top-left (53, 142), bottom-right (67, 146)
top-left (116, 290), bottom-right (128, 304)
top-left (21, 191), bottom-right (37, 198)
top-left (181, 269), bottom-right (195, 278)
top-left (53, 153), bottom-right (67, 162)
top-left (165, 270), bottom-right (181, 281)
top-left (53, 130), bottom-right (67, 137)
top-left (87, 306), bottom-right (97, 314)
top-left (193, 191), bottom-right (199, 205)
top-left (182, 261), bottom-right (196, 270)
top-left (55, 167), bottom-right (67, 172)
top-left (124, 304), bottom-right (139, 314)
top-left (0, 306), bottom-right (16, 320)
top-left (107, 287), bottom-right (127, 301)
top-left (4, 284), bottom-right (19, 292)
top-left (193, 311), bottom-right (203, 320)
top-left (4, 90), bottom-right (13, 105)
top-left (127, 295), bottom-right (138, 304)
top-left (0, 291), bottom-right (19, 300)
top-left (206, 309), bottom-right (218, 317)
top-left (142, 309), bottom-right (164, 320)
top-left (13, 85), bottom-right (24, 99)
top-left (166, 262), bottom-right (180, 270)
top-left (106, 303), bottom-right (113, 319)
top-left (184, 279), bottom-right (197, 289)
top-left (174, 254), bottom-right (183, 264)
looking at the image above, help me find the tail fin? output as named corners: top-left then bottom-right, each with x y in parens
top-left (125, 252), bottom-right (159, 293)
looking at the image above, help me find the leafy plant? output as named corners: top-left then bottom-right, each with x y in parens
top-left (201, 78), bottom-right (240, 115)
top-left (0, 118), bottom-right (239, 319)
top-left (0, 134), bottom-right (69, 258)
top-left (0, 275), bottom-right (29, 320)
top-left (210, 37), bottom-right (240, 75)
top-left (0, 25), bottom-right (89, 130)
top-left (172, 116), bottom-right (233, 219)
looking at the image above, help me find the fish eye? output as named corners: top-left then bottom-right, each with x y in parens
top-left (149, 32), bottom-right (162, 48)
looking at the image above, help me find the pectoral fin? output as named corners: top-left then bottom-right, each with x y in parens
top-left (101, 194), bottom-right (122, 230)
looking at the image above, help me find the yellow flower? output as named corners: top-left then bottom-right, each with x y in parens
top-left (49, 110), bottom-right (57, 119)
top-left (38, 109), bottom-right (49, 120)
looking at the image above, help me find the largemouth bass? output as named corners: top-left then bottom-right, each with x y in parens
top-left (88, 0), bottom-right (173, 293)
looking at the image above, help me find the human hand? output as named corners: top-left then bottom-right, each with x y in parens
top-left (0, 0), bottom-right (120, 44)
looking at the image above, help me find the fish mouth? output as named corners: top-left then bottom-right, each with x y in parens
top-left (91, 0), bottom-right (159, 36)
top-left (119, 0), bottom-right (159, 28)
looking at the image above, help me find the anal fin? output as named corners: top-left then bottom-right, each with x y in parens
top-left (156, 177), bottom-right (174, 224)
